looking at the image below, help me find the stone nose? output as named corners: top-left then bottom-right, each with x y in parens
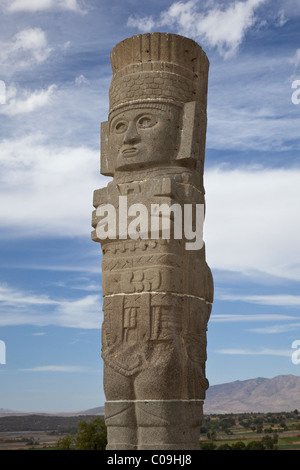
top-left (123, 121), bottom-right (141, 145)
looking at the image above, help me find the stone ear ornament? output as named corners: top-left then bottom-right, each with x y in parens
top-left (100, 121), bottom-right (112, 177)
top-left (176, 100), bottom-right (204, 165)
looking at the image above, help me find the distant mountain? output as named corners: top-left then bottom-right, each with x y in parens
top-left (77, 406), bottom-right (104, 415)
top-left (76, 375), bottom-right (300, 415)
top-left (204, 374), bottom-right (300, 414)
top-left (0, 408), bottom-right (28, 417)
top-left (0, 407), bottom-right (104, 418)
top-left (1, 375), bottom-right (299, 417)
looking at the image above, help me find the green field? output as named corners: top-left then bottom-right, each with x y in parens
top-left (0, 410), bottom-right (299, 450)
top-left (200, 410), bottom-right (300, 450)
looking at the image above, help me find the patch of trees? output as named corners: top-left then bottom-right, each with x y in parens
top-left (56, 417), bottom-right (107, 450)
top-left (200, 410), bottom-right (300, 436)
top-left (0, 414), bottom-right (99, 433)
top-left (201, 434), bottom-right (279, 450)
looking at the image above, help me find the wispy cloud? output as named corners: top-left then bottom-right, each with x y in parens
top-left (290, 49), bottom-right (300, 70)
top-left (212, 313), bottom-right (300, 335)
top-left (212, 312), bottom-right (300, 333)
top-left (216, 348), bottom-right (292, 357)
top-left (127, 15), bottom-right (155, 32)
top-left (0, 28), bottom-right (52, 74)
top-left (55, 294), bottom-right (102, 329)
top-left (206, 50), bottom-right (300, 153)
top-left (20, 365), bottom-right (92, 372)
top-left (74, 74), bottom-right (90, 86)
top-left (0, 85), bottom-right (56, 116)
top-left (248, 323), bottom-right (300, 334)
top-left (127, 0), bottom-right (267, 58)
top-left (0, 263), bottom-right (100, 274)
top-left (0, 283), bottom-right (57, 307)
top-left (0, 0), bottom-right (86, 14)
top-left (217, 294), bottom-right (300, 306)
top-left (0, 282), bottom-right (102, 329)
top-left (276, 9), bottom-right (287, 26)
top-left (211, 313), bottom-right (297, 322)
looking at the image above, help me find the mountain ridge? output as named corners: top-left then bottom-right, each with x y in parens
top-left (203, 374), bottom-right (300, 413)
top-left (1, 374), bottom-right (299, 417)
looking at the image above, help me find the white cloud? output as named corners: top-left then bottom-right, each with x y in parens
top-left (20, 365), bottom-right (91, 372)
top-left (0, 85), bottom-right (56, 116)
top-left (0, 0), bottom-right (86, 14)
top-left (127, 0), bottom-right (267, 58)
top-left (248, 323), bottom-right (300, 333)
top-left (63, 40), bottom-right (71, 50)
top-left (127, 15), bottom-right (155, 31)
top-left (290, 49), bottom-right (300, 69)
top-left (276, 9), bottom-right (287, 26)
top-left (0, 133), bottom-right (300, 284)
top-left (204, 165), bottom-right (300, 281)
top-left (75, 74), bottom-right (89, 86)
top-left (218, 294), bottom-right (300, 306)
top-left (0, 134), bottom-right (106, 238)
top-left (11, 28), bottom-right (52, 63)
top-left (212, 312), bottom-right (300, 334)
top-left (0, 282), bottom-right (102, 329)
top-left (55, 295), bottom-right (102, 329)
top-left (216, 348), bottom-right (292, 357)
top-left (0, 283), bottom-right (57, 307)
top-left (211, 313), bottom-right (296, 322)
top-left (0, 263), bottom-right (99, 274)
top-left (0, 28), bottom-right (52, 73)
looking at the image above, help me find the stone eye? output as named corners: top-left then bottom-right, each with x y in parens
top-left (137, 116), bottom-right (156, 129)
top-left (115, 121), bottom-right (127, 133)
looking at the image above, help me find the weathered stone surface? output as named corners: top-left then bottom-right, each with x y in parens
top-left (92, 32), bottom-right (213, 450)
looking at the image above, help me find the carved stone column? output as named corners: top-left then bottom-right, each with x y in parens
top-left (92, 32), bottom-right (213, 450)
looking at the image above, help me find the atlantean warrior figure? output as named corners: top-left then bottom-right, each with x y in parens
top-left (92, 33), bottom-right (213, 450)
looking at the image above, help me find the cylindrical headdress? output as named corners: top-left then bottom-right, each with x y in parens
top-left (109, 32), bottom-right (209, 116)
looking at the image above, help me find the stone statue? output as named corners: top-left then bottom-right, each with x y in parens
top-left (92, 32), bottom-right (213, 450)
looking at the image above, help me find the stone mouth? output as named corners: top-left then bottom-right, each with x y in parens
top-left (122, 147), bottom-right (137, 156)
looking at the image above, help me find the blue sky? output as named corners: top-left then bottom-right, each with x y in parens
top-left (0, 0), bottom-right (300, 413)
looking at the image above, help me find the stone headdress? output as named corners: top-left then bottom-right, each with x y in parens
top-left (101, 32), bottom-right (209, 176)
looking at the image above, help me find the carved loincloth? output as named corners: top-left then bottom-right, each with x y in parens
top-left (101, 292), bottom-right (211, 394)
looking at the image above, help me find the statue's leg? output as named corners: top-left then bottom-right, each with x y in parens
top-left (103, 363), bottom-right (137, 450)
top-left (135, 400), bottom-right (203, 450)
top-left (133, 350), bottom-right (203, 450)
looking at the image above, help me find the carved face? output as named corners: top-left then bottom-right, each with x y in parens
top-left (108, 105), bottom-right (181, 171)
